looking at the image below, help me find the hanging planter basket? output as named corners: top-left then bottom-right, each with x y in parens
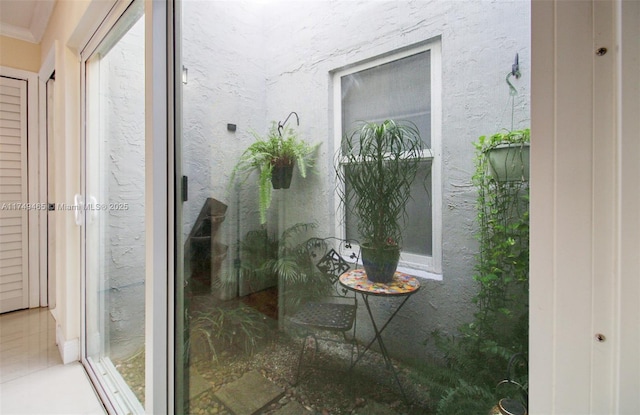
top-left (486, 142), bottom-right (530, 182)
top-left (270, 163), bottom-right (295, 189)
top-left (230, 119), bottom-right (319, 224)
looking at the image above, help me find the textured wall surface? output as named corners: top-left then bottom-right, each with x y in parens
top-left (181, 0), bottom-right (530, 360)
top-left (100, 17), bottom-right (146, 360)
top-left (182, 1), bottom-right (267, 241)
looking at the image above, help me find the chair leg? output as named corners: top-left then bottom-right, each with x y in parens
top-left (348, 321), bottom-right (359, 398)
top-left (343, 331), bottom-right (355, 367)
top-left (294, 335), bottom-right (309, 386)
top-left (295, 329), bottom-right (357, 386)
top-left (342, 331), bottom-right (357, 398)
top-left (352, 317), bottom-right (359, 361)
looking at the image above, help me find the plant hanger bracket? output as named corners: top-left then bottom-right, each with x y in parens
top-left (506, 53), bottom-right (521, 97)
top-left (498, 53), bottom-right (523, 131)
top-left (277, 111), bottom-right (300, 137)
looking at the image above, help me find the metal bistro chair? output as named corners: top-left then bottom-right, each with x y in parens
top-left (287, 237), bottom-right (360, 384)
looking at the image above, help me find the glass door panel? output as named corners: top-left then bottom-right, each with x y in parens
top-left (175, 2), bottom-right (530, 414)
top-left (84, 1), bottom-right (146, 412)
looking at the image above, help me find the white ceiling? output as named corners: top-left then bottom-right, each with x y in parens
top-left (0, 0), bottom-right (56, 43)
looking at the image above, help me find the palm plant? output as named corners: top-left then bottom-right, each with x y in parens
top-left (231, 122), bottom-right (319, 224)
top-left (336, 120), bottom-right (427, 282)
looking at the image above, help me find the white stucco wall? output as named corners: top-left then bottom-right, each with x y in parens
top-left (182, 1), bottom-right (267, 241)
top-left (181, 0), bottom-right (530, 359)
top-left (100, 17), bottom-right (146, 359)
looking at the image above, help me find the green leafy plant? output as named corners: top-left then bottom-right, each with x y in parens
top-left (476, 128), bottom-right (530, 153)
top-left (477, 128), bottom-right (530, 182)
top-left (336, 119), bottom-right (428, 282)
top-left (191, 223), bottom-right (324, 363)
top-left (237, 226), bottom-right (280, 293)
top-left (237, 222), bottom-right (332, 312)
top-left (240, 223), bottom-right (315, 286)
top-left (231, 123), bottom-right (320, 224)
top-left (473, 128), bottom-right (529, 335)
top-left (409, 131), bottom-right (529, 414)
top-left (188, 305), bottom-right (269, 363)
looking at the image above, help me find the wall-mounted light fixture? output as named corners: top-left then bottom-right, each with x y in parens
top-left (182, 66), bottom-right (188, 84)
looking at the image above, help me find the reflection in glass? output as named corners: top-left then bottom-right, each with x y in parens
top-left (84, 2), bottom-right (145, 411)
top-left (176, 1), bottom-right (530, 414)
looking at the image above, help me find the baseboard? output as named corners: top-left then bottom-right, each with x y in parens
top-left (56, 325), bottom-right (80, 364)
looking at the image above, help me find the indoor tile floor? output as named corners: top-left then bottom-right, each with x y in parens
top-left (0, 307), bottom-right (105, 414)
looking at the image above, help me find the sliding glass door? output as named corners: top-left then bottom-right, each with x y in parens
top-left (82, 1), bottom-right (146, 412)
top-left (174, 2), bottom-right (531, 414)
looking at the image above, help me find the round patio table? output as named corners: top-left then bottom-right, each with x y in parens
top-left (338, 268), bottom-right (420, 402)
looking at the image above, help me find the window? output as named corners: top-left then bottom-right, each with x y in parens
top-left (333, 41), bottom-right (442, 277)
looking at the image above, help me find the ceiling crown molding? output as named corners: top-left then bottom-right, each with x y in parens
top-left (30, 0), bottom-right (55, 43)
top-left (0, 0), bottom-right (55, 44)
top-left (0, 24), bottom-right (37, 43)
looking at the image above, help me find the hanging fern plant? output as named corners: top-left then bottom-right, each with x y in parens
top-left (231, 122), bottom-right (320, 223)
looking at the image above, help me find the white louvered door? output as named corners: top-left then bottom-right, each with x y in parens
top-left (0, 76), bottom-right (29, 314)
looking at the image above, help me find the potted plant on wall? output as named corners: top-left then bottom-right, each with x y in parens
top-left (336, 120), bottom-right (427, 283)
top-left (231, 122), bottom-right (319, 224)
top-left (477, 129), bottom-right (530, 182)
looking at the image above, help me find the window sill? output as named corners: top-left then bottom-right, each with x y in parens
top-left (396, 265), bottom-right (442, 281)
top-left (348, 256), bottom-right (443, 281)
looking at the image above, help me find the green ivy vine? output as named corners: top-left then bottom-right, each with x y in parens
top-left (409, 130), bottom-right (530, 414)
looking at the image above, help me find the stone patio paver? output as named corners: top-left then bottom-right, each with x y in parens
top-left (214, 370), bottom-right (284, 415)
top-left (189, 368), bottom-right (213, 399)
top-left (353, 401), bottom-right (400, 415)
top-left (270, 400), bottom-right (313, 415)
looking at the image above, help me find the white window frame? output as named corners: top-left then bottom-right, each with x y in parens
top-left (77, 0), bottom-right (170, 413)
top-left (332, 40), bottom-right (442, 279)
